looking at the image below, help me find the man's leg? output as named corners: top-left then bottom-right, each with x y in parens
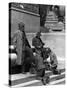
top-left (37, 69), bottom-right (45, 77)
top-left (37, 68), bottom-right (50, 85)
top-left (44, 61), bottom-right (51, 70)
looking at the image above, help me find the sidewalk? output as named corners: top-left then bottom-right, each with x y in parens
top-left (57, 56), bottom-right (65, 69)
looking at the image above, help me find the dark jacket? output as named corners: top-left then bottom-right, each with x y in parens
top-left (34, 54), bottom-right (45, 70)
top-left (32, 36), bottom-right (44, 49)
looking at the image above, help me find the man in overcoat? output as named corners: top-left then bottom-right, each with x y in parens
top-left (12, 22), bottom-right (25, 65)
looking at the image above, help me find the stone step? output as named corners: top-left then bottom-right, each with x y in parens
top-left (45, 11), bottom-right (64, 30)
top-left (45, 11), bottom-right (58, 24)
top-left (45, 21), bottom-right (58, 23)
top-left (10, 69), bottom-right (65, 87)
top-left (46, 18), bottom-right (58, 21)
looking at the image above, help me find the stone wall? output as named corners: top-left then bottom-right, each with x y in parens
top-left (10, 7), bottom-right (40, 37)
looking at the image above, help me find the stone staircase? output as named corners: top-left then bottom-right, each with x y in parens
top-left (45, 11), bottom-right (65, 32)
top-left (9, 68), bottom-right (65, 87)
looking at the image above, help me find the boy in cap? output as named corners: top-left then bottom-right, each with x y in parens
top-left (43, 48), bottom-right (61, 74)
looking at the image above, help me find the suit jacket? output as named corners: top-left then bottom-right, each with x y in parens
top-left (32, 36), bottom-right (44, 49)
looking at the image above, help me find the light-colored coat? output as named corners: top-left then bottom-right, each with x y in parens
top-left (12, 30), bottom-right (24, 65)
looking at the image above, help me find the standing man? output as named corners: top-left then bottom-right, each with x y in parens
top-left (12, 22), bottom-right (25, 65)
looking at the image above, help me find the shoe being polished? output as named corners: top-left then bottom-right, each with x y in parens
top-left (41, 76), bottom-right (50, 85)
top-left (52, 69), bottom-right (61, 75)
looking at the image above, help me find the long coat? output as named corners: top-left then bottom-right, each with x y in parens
top-left (12, 30), bottom-right (24, 65)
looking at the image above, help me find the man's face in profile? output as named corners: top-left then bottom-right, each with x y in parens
top-left (38, 33), bottom-right (41, 38)
top-left (18, 23), bottom-right (24, 32)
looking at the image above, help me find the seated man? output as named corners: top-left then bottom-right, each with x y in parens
top-left (32, 31), bottom-right (61, 74)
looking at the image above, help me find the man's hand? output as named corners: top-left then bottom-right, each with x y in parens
top-left (42, 42), bottom-right (45, 46)
top-left (33, 53), bottom-right (36, 56)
